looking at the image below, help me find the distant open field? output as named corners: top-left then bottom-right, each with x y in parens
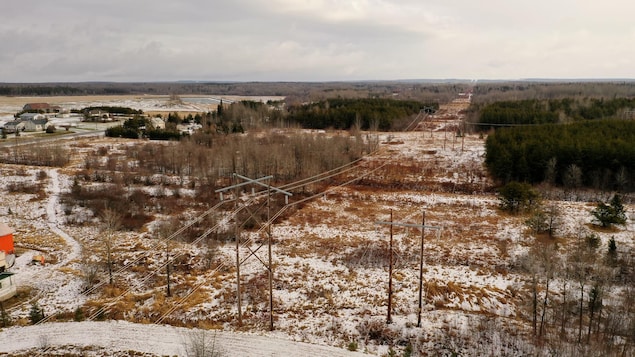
top-left (0, 95), bottom-right (285, 116)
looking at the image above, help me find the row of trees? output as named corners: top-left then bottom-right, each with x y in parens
top-left (78, 106), bottom-right (143, 116)
top-left (485, 120), bottom-right (635, 191)
top-left (471, 97), bottom-right (635, 130)
top-left (286, 98), bottom-right (434, 130)
top-left (96, 131), bottom-right (375, 187)
top-left (471, 81), bottom-right (635, 105)
top-left (67, 130), bottom-right (378, 230)
top-left (0, 143), bottom-right (69, 167)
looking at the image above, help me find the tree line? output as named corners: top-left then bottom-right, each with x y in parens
top-left (0, 81), bottom-right (468, 103)
top-left (285, 98), bottom-right (435, 130)
top-left (471, 81), bottom-right (635, 104)
top-left (66, 129), bottom-right (378, 230)
top-left (485, 120), bottom-right (635, 191)
top-left (470, 97), bottom-right (635, 130)
top-left (79, 106), bottom-right (144, 116)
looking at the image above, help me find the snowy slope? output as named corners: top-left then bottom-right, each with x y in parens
top-left (0, 321), bottom-right (370, 356)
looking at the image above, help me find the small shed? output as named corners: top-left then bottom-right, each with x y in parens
top-left (0, 272), bottom-right (16, 301)
top-left (0, 223), bottom-right (14, 255)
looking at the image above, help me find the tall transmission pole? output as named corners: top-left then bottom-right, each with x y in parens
top-left (216, 174), bottom-right (291, 329)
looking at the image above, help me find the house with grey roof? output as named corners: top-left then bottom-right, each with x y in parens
top-left (23, 118), bottom-right (49, 132)
top-left (19, 113), bottom-right (46, 121)
top-left (2, 120), bottom-right (25, 134)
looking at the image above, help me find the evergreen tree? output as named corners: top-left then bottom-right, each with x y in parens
top-left (607, 236), bottom-right (618, 266)
top-left (217, 100), bottom-right (224, 118)
top-left (29, 301), bottom-right (44, 324)
top-left (591, 194), bottom-right (627, 227)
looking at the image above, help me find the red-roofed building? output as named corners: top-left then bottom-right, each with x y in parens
top-left (0, 223), bottom-right (14, 255)
top-left (23, 103), bottom-right (61, 112)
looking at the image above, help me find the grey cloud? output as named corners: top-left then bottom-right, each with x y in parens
top-left (2, 0), bottom-right (635, 81)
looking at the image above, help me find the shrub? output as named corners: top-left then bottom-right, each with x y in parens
top-left (74, 307), bottom-right (85, 321)
top-left (29, 302), bottom-right (45, 324)
top-left (356, 318), bottom-right (398, 345)
top-left (1, 303), bottom-right (12, 327)
top-left (105, 125), bottom-right (139, 139)
top-left (498, 181), bottom-right (540, 214)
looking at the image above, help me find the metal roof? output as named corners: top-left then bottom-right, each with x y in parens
top-left (0, 272), bottom-right (15, 280)
top-left (0, 223), bottom-right (13, 236)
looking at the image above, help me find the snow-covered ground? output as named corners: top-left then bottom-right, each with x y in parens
top-left (1, 97), bottom-right (633, 356)
top-left (0, 321), bottom-right (369, 356)
top-left (0, 95), bottom-right (285, 117)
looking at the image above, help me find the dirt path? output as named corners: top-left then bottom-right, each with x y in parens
top-left (46, 168), bottom-right (81, 265)
top-left (7, 169), bottom-right (84, 314)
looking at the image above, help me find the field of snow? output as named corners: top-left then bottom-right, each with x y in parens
top-left (0, 95), bottom-right (285, 117)
top-left (0, 321), bottom-right (369, 356)
top-left (0, 98), bottom-right (633, 356)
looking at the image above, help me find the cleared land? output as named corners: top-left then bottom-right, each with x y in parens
top-left (0, 98), bottom-right (633, 356)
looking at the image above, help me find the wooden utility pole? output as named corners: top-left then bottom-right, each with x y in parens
top-left (267, 183), bottom-right (274, 331)
top-left (417, 212), bottom-right (425, 327)
top-left (165, 233), bottom-right (171, 297)
top-left (387, 210), bottom-right (394, 324)
top-left (461, 120), bottom-right (466, 152)
top-left (234, 177), bottom-right (242, 326)
top-left (376, 210), bottom-right (441, 327)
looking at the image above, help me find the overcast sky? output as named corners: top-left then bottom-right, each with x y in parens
top-left (2, 0), bottom-right (635, 82)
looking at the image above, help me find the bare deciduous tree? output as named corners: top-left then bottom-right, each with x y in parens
top-left (100, 208), bottom-right (122, 285)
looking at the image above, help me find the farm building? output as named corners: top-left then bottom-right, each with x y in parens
top-left (0, 222), bottom-right (14, 255)
top-left (23, 103), bottom-right (61, 112)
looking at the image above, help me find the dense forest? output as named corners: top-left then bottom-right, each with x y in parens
top-left (285, 98), bottom-right (434, 130)
top-left (485, 120), bottom-right (635, 191)
top-left (469, 97), bottom-right (635, 130)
